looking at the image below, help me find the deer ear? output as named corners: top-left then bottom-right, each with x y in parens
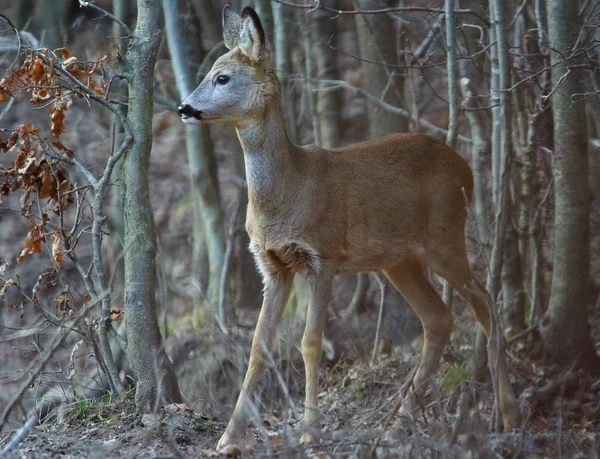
top-left (239, 7), bottom-right (265, 62)
top-left (222, 5), bottom-right (242, 50)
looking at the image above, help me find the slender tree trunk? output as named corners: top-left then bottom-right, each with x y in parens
top-left (272, 1), bottom-right (298, 143)
top-left (539, 0), bottom-right (597, 367)
top-left (106, 0), bottom-right (132, 295)
top-left (354, 0), bottom-right (408, 138)
top-left (501, 224), bottom-right (525, 333)
top-left (500, 2), bottom-right (525, 333)
top-left (123, 0), bottom-right (182, 410)
top-left (442, 0), bottom-right (459, 306)
top-left (488, 0), bottom-right (512, 309)
top-left (253, 0), bottom-right (274, 47)
top-left (459, 0), bottom-right (490, 245)
top-left (40, 0), bottom-right (70, 50)
top-left (190, 0), bottom-right (221, 50)
top-left (13, 0), bottom-right (33, 29)
top-left (163, 0), bottom-right (225, 310)
top-left (487, 0), bottom-right (516, 431)
top-left (489, 6), bottom-right (502, 209)
top-left (310, 6), bottom-right (341, 149)
top-left (586, 73), bottom-right (600, 201)
top-left (303, 19), bottom-right (321, 146)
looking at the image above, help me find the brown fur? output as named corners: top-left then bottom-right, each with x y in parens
top-left (178, 6), bottom-right (521, 448)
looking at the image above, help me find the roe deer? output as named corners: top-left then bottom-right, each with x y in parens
top-left (178, 5), bottom-right (521, 447)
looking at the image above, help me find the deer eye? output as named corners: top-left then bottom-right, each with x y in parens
top-left (215, 75), bottom-right (230, 85)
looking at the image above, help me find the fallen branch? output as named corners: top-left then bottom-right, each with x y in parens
top-left (0, 414), bottom-right (38, 458)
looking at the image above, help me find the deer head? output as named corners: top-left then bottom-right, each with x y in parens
top-left (178, 6), bottom-right (279, 128)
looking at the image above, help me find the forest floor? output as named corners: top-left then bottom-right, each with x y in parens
top-left (3, 328), bottom-right (600, 459)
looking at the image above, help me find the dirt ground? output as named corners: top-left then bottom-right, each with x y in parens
top-left (2, 339), bottom-right (600, 458)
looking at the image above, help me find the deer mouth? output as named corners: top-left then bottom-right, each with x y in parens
top-left (178, 104), bottom-right (202, 123)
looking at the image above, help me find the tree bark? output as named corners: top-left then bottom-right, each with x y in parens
top-left (123, 0), bottom-right (182, 410)
top-left (303, 16), bottom-right (321, 146)
top-left (539, 0), bottom-right (597, 367)
top-left (458, 0), bottom-right (490, 245)
top-left (354, 0), bottom-right (408, 138)
top-left (13, 0), bottom-right (33, 30)
top-left (310, 6), bottom-right (341, 149)
top-left (487, 0), bottom-right (516, 430)
top-left (190, 0), bottom-right (221, 51)
top-left (40, 0), bottom-right (70, 50)
top-left (163, 0), bottom-right (225, 309)
top-left (443, 0), bottom-right (459, 306)
top-left (272, 1), bottom-right (298, 143)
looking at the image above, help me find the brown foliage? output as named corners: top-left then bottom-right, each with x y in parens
top-left (0, 48), bottom-right (108, 267)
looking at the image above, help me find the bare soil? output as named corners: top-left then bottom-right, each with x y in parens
top-left (3, 343), bottom-right (600, 458)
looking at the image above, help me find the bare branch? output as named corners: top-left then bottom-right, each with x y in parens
top-left (289, 76), bottom-right (473, 143)
top-left (78, 0), bottom-right (133, 37)
top-left (274, 0), bottom-right (490, 25)
top-left (0, 295), bottom-right (105, 429)
top-left (0, 414), bottom-right (38, 456)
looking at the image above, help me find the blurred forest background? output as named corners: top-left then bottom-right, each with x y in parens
top-left (1, 0), bottom-right (600, 457)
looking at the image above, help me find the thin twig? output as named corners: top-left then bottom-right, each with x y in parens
top-left (78, 0), bottom-right (133, 37)
top-left (371, 273), bottom-right (386, 363)
top-left (0, 414), bottom-right (38, 457)
top-left (274, 0), bottom-right (490, 25)
top-left (288, 76), bottom-right (473, 144)
top-left (0, 295), bottom-right (105, 429)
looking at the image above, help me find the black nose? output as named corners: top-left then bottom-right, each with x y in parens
top-left (178, 104), bottom-right (202, 119)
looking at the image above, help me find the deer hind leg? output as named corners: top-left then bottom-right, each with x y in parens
top-left (300, 263), bottom-right (335, 444)
top-left (425, 242), bottom-right (521, 430)
top-left (217, 269), bottom-right (294, 449)
top-left (383, 258), bottom-right (454, 413)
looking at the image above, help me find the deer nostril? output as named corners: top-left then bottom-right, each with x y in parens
top-left (178, 104), bottom-right (189, 116)
top-left (178, 104), bottom-right (202, 119)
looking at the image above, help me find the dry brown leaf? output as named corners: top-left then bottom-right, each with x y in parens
top-left (17, 222), bottom-right (45, 264)
top-left (67, 339), bottom-right (83, 379)
top-left (1, 278), bottom-right (18, 296)
top-left (51, 231), bottom-right (63, 269)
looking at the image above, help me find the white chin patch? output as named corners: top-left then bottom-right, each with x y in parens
top-left (181, 115), bottom-right (200, 125)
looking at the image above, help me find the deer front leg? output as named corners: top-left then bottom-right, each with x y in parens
top-left (300, 263), bottom-right (335, 444)
top-left (217, 269), bottom-right (294, 449)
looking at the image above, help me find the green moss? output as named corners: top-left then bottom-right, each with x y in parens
top-left (442, 362), bottom-right (470, 390)
top-left (192, 418), bottom-right (216, 432)
top-left (350, 377), bottom-right (364, 400)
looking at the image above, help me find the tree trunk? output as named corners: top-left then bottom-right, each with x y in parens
top-left (272, 1), bottom-right (298, 143)
top-left (458, 0), bottom-right (491, 383)
top-left (190, 0), bottom-right (221, 51)
top-left (458, 0), bottom-right (490, 245)
top-left (487, 0), bottom-right (517, 431)
top-left (310, 6), bottom-right (341, 149)
top-left (123, 0), bottom-right (182, 410)
top-left (13, 0), bottom-right (33, 29)
top-left (253, 0), bottom-right (274, 48)
top-left (163, 0), bottom-right (225, 310)
top-left (40, 0), bottom-right (70, 50)
top-left (539, 0), bottom-right (597, 367)
top-left (105, 0), bottom-right (132, 297)
top-left (303, 18), bottom-right (321, 146)
top-left (354, 0), bottom-right (408, 138)
top-left (442, 0), bottom-right (459, 306)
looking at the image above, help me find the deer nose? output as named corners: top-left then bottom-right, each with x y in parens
top-left (178, 104), bottom-right (202, 119)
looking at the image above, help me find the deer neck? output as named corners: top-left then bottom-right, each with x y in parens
top-left (236, 104), bottom-right (295, 209)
